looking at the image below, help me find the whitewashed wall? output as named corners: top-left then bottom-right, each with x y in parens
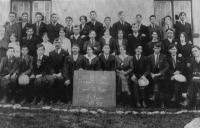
top-left (52, 0), bottom-right (154, 26)
top-left (192, 0), bottom-right (200, 45)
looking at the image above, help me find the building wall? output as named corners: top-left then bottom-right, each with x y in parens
top-left (192, 0), bottom-right (200, 45)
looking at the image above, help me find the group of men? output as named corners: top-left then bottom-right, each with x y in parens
top-left (0, 10), bottom-right (199, 109)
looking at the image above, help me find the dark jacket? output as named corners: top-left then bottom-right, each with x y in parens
top-left (132, 55), bottom-right (148, 78)
top-left (86, 21), bottom-right (104, 40)
top-left (46, 22), bottom-right (63, 43)
top-left (83, 55), bottom-right (100, 70)
top-left (17, 55), bottom-right (33, 75)
top-left (112, 21), bottom-right (132, 39)
top-left (0, 56), bottom-right (18, 76)
top-left (99, 54), bottom-right (115, 71)
top-left (32, 22), bottom-right (47, 41)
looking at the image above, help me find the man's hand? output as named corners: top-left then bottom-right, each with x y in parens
top-left (30, 74), bottom-right (35, 79)
top-left (4, 74), bottom-right (10, 79)
top-left (36, 74), bottom-right (42, 79)
top-left (174, 71), bottom-right (180, 75)
top-left (131, 74), bottom-right (137, 82)
top-left (64, 80), bottom-right (71, 86)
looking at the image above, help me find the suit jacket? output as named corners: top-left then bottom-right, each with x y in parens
top-left (174, 22), bottom-right (193, 42)
top-left (83, 55), bottom-right (100, 70)
top-left (112, 21), bottom-right (131, 39)
top-left (83, 40), bottom-right (101, 55)
top-left (21, 36), bottom-right (39, 57)
top-left (17, 55), bottom-right (33, 75)
top-left (49, 49), bottom-right (69, 75)
top-left (64, 26), bottom-right (73, 38)
top-left (46, 23), bottom-right (63, 43)
top-left (103, 26), bottom-right (114, 37)
top-left (80, 24), bottom-right (90, 38)
top-left (70, 35), bottom-right (84, 54)
top-left (167, 55), bottom-right (186, 77)
top-left (189, 57), bottom-right (200, 78)
top-left (32, 22), bottom-right (47, 41)
top-left (132, 55), bottom-right (148, 78)
top-left (99, 54), bottom-right (115, 71)
top-left (64, 54), bottom-right (84, 80)
top-left (86, 21), bottom-right (104, 40)
top-left (162, 38), bottom-right (178, 55)
top-left (177, 43), bottom-right (192, 62)
top-left (147, 53), bottom-right (169, 76)
top-left (32, 55), bottom-right (50, 75)
top-left (99, 37), bottom-right (115, 53)
top-left (138, 24), bottom-right (149, 40)
top-left (127, 33), bottom-right (148, 56)
top-left (0, 56), bottom-right (18, 76)
top-left (18, 22), bottom-right (31, 41)
top-left (0, 22), bottom-right (20, 49)
top-left (112, 38), bottom-right (127, 55)
top-left (147, 24), bottom-right (161, 40)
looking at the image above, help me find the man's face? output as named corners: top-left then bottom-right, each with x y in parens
top-left (21, 47), bottom-right (28, 56)
top-left (36, 14), bottom-right (42, 22)
top-left (7, 49), bottom-right (14, 57)
top-left (9, 14), bottom-right (16, 22)
top-left (135, 46), bottom-right (142, 54)
top-left (51, 14), bottom-right (58, 23)
top-left (89, 31), bottom-right (96, 39)
top-left (73, 28), bottom-right (80, 35)
top-left (136, 16), bottom-right (142, 23)
top-left (72, 46), bottom-right (79, 55)
top-left (65, 18), bottom-right (72, 26)
top-left (165, 17), bottom-right (171, 25)
top-left (118, 13), bottom-right (125, 21)
top-left (153, 47), bottom-right (161, 54)
top-left (169, 47), bottom-right (177, 55)
top-left (103, 45), bottom-right (110, 54)
top-left (180, 13), bottom-right (186, 21)
top-left (192, 47), bottom-right (200, 57)
top-left (54, 41), bottom-right (61, 49)
top-left (104, 18), bottom-right (111, 26)
top-left (167, 31), bottom-right (174, 39)
top-left (37, 47), bottom-right (45, 56)
top-left (150, 17), bottom-right (156, 24)
top-left (22, 14), bottom-right (28, 22)
top-left (90, 12), bottom-right (97, 21)
top-left (152, 32), bottom-right (158, 39)
top-left (26, 29), bottom-right (34, 36)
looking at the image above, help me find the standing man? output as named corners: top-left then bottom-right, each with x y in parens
top-left (113, 11), bottom-right (131, 39)
top-left (174, 12), bottom-right (193, 43)
top-left (86, 11), bottom-right (104, 40)
top-left (103, 17), bottom-right (114, 37)
top-left (147, 15), bottom-right (161, 40)
top-left (64, 16), bottom-right (74, 39)
top-left (47, 13), bottom-right (63, 43)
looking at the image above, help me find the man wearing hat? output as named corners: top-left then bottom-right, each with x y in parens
top-left (181, 46), bottom-right (200, 107)
top-left (16, 46), bottom-right (33, 104)
top-left (0, 47), bottom-right (18, 103)
top-left (147, 42), bottom-right (169, 108)
top-left (167, 44), bottom-right (186, 104)
top-left (131, 45), bottom-right (149, 108)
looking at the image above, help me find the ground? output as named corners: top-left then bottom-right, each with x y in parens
top-left (0, 106), bottom-right (199, 128)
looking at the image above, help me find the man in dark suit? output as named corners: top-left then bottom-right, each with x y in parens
top-left (64, 16), bottom-right (74, 39)
top-left (99, 44), bottom-right (115, 71)
top-left (18, 12), bottom-right (31, 41)
top-left (83, 30), bottom-right (101, 55)
top-left (64, 44), bottom-right (84, 102)
top-left (32, 12), bottom-right (47, 42)
top-left (174, 12), bottom-right (193, 43)
top-left (46, 13), bottom-right (63, 43)
top-left (86, 11), bottom-right (104, 40)
top-left (70, 25), bottom-right (84, 54)
top-left (136, 14), bottom-right (149, 41)
top-left (167, 44), bottom-right (186, 103)
top-left (21, 26), bottom-right (39, 57)
top-left (147, 43), bottom-right (169, 108)
top-left (127, 23), bottom-right (148, 56)
top-left (16, 46), bottom-right (33, 104)
top-left (49, 38), bottom-right (69, 103)
top-left (0, 47), bottom-right (18, 103)
top-left (30, 44), bottom-right (54, 105)
top-left (103, 17), bottom-right (114, 37)
top-left (113, 11), bottom-right (131, 39)
top-left (147, 15), bottom-right (161, 41)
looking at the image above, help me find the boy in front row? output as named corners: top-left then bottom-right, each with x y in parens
top-left (0, 47), bottom-right (18, 103)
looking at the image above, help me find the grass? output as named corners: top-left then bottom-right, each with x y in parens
top-left (0, 107), bottom-right (199, 128)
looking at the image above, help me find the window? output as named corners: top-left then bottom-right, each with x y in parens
top-left (154, 0), bottom-right (193, 28)
top-left (11, 0), bottom-right (51, 23)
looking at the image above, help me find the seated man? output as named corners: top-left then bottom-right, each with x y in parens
top-left (131, 45), bottom-right (148, 108)
top-left (64, 44), bottom-right (84, 102)
top-left (0, 47), bottom-right (18, 103)
top-left (16, 46), bottom-right (33, 104)
top-left (181, 46), bottom-right (200, 107)
top-left (147, 43), bottom-right (169, 108)
top-left (99, 44), bottom-right (115, 71)
top-left (167, 44), bottom-right (186, 104)
top-left (49, 38), bottom-right (69, 103)
top-left (30, 44), bottom-right (54, 105)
